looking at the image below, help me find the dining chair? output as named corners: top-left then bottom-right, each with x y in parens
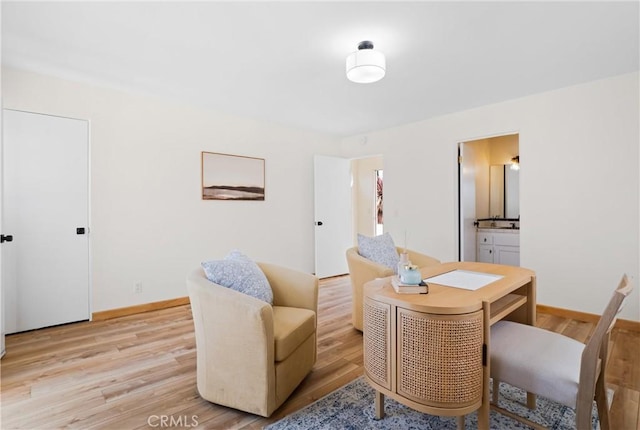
top-left (489, 274), bottom-right (633, 430)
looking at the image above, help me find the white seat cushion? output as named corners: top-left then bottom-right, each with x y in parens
top-left (490, 320), bottom-right (585, 408)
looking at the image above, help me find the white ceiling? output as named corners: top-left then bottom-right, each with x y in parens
top-left (2, 1), bottom-right (638, 137)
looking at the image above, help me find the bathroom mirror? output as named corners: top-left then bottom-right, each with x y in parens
top-left (489, 164), bottom-right (519, 218)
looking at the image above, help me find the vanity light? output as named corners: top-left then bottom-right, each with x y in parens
top-left (510, 156), bottom-right (520, 171)
top-left (346, 41), bottom-right (386, 84)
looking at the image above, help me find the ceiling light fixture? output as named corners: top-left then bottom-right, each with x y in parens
top-left (346, 41), bottom-right (386, 84)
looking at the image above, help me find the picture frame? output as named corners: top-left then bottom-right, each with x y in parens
top-left (201, 151), bottom-right (265, 200)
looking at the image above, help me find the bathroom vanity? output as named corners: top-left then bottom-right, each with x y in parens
top-left (477, 228), bottom-right (520, 266)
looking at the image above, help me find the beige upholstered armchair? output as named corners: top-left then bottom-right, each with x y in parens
top-left (346, 246), bottom-right (440, 331)
top-left (187, 262), bottom-right (318, 417)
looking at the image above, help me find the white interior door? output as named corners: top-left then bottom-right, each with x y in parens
top-left (459, 143), bottom-right (477, 262)
top-left (3, 109), bottom-right (90, 333)
top-left (1, 108), bottom-right (4, 356)
top-left (314, 155), bottom-right (352, 278)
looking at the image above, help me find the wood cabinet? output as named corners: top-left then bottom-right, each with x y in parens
top-left (477, 230), bottom-right (519, 266)
top-left (363, 295), bottom-right (485, 423)
top-left (362, 262), bottom-right (537, 430)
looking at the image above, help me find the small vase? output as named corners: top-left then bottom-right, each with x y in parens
top-left (400, 265), bottom-right (422, 285)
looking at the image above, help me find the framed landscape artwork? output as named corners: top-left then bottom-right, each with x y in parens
top-left (201, 152), bottom-right (265, 200)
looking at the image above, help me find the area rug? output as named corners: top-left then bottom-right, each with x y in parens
top-left (266, 377), bottom-right (599, 430)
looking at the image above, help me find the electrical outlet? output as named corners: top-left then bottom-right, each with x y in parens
top-left (134, 282), bottom-right (142, 294)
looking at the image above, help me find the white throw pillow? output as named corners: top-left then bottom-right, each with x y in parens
top-left (201, 250), bottom-right (273, 304)
top-left (357, 233), bottom-right (400, 272)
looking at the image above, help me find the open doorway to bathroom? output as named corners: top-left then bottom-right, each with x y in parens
top-left (458, 134), bottom-right (520, 265)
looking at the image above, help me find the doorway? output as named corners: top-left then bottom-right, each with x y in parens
top-left (3, 109), bottom-right (90, 333)
top-left (458, 134), bottom-right (520, 263)
top-left (313, 154), bottom-right (383, 278)
top-left (351, 155), bottom-right (383, 241)
top-left (375, 170), bottom-right (383, 235)
top-left (314, 155), bottom-right (352, 278)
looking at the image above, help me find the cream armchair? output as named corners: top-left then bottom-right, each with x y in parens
top-left (187, 262), bottom-right (318, 417)
top-left (346, 247), bottom-right (440, 331)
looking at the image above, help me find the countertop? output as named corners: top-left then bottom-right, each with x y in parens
top-left (477, 227), bottom-right (520, 233)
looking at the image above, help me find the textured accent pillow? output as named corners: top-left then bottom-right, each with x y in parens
top-left (201, 250), bottom-right (273, 304)
top-left (357, 233), bottom-right (400, 272)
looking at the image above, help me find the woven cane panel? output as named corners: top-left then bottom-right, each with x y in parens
top-left (397, 309), bottom-right (483, 408)
top-left (363, 299), bottom-right (391, 390)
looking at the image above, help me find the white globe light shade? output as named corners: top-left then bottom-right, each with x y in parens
top-left (346, 48), bottom-right (386, 84)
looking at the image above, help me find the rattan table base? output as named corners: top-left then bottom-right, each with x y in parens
top-left (362, 262), bottom-right (537, 430)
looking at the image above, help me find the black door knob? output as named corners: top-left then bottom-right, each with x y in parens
top-left (76, 228), bottom-right (86, 235)
top-left (315, 221), bottom-right (323, 226)
top-left (1, 234), bottom-right (13, 243)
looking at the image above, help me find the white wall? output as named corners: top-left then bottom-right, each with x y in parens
top-left (341, 72), bottom-right (640, 321)
top-left (2, 67), bottom-right (341, 313)
top-left (4, 67), bottom-right (638, 321)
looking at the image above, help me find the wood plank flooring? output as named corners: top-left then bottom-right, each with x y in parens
top-left (1, 275), bottom-right (639, 429)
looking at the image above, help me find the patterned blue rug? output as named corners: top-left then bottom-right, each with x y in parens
top-left (266, 377), bottom-right (599, 429)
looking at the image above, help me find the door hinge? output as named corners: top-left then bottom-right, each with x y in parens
top-left (458, 155), bottom-right (462, 164)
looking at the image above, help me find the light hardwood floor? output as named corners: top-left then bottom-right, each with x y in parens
top-left (1, 276), bottom-right (639, 429)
